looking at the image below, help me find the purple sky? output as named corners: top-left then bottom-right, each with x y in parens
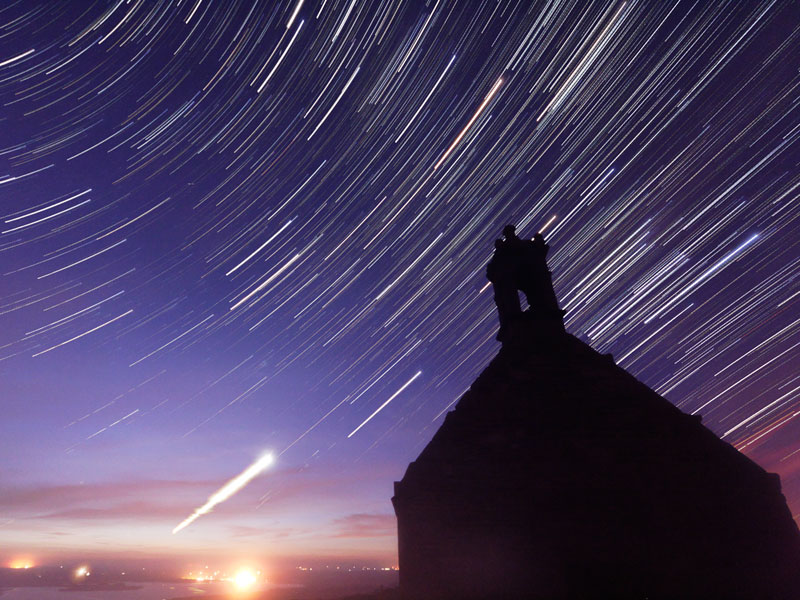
top-left (1, 0), bottom-right (799, 568)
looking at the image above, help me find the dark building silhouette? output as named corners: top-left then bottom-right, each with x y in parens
top-left (392, 240), bottom-right (800, 599)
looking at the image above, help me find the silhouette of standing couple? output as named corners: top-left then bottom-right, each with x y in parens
top-left (486, 225), bottom-right (563, 340)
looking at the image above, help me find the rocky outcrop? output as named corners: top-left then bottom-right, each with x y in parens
top-left (392, 317), bottom-right (800, 599)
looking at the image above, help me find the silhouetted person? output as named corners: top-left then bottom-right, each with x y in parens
top-left (501, 224), bottom-right (563, 322)
top-left (521, 232), bottom-right (560, 315)
top-left (486, 238), bottom-right (522, 340)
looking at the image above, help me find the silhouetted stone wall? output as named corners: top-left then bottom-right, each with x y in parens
top-left (392, 323), bottom-right (800, 599)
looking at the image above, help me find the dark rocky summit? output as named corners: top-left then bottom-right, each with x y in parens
top-left (392, 231), bottom-right (800, 599)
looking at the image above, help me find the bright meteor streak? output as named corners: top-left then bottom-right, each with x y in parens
top-left (172, 453), bottom-right (274, 534)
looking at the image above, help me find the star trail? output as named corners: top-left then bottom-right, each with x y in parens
top-left (1, 0), bottom-right (799, 560)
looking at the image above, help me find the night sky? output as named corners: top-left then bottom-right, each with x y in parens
top-left (2, 0), bottom-right (799, 568)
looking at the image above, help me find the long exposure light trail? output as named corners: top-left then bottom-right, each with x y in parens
top-left (433, 77), bottom-right (504, 170)
top-left (348, 371), bottom-right (422, 438)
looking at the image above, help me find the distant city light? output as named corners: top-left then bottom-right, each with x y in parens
top-left (233, 568), bottom-right (257, 590)
top-left (8, 558), bottom-right (34, 569)
top-left (74, 565), bottom-right (90, 579)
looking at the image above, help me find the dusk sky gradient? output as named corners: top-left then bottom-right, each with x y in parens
top-left (1, 0), bottom-right (799, 570)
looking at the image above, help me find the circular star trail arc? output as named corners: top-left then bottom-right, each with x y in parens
top-left (1, 0), bottom-right (799, 549)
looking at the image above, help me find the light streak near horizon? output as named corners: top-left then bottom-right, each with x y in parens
top-left (348, 371), bottom-right (422, 438)
top-left (129, 314), bottom-right (214, 366)
top-left (37, 239), bottom-right (127, 279)
top-left (31, 310), bottom-right (133, 357)
top-left (230, 253), bottom-right (303, 310)
top-left (172, 453), bottom-right (275, 534)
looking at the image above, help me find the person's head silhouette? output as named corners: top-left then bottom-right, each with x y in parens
top-left (502, 224), bottom-right (517, 240)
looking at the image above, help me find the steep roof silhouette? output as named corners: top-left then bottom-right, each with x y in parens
top-left (392, 237), bottom-right (800, 600)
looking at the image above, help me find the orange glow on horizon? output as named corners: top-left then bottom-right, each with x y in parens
top-left (9, 558), bottom-right (35, 569)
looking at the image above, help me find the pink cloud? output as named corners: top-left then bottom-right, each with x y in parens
top-left (0, 479), bottom-right (214, 522)
top-left (330, 513), bottom-right (396, 538)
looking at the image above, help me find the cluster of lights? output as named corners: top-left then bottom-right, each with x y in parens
top-left (295, 565), bottom-right (398, 572)
top-left (187, 567), bottom-right (261, 590)
top-left (69, 565), bottom-right (91, 583)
